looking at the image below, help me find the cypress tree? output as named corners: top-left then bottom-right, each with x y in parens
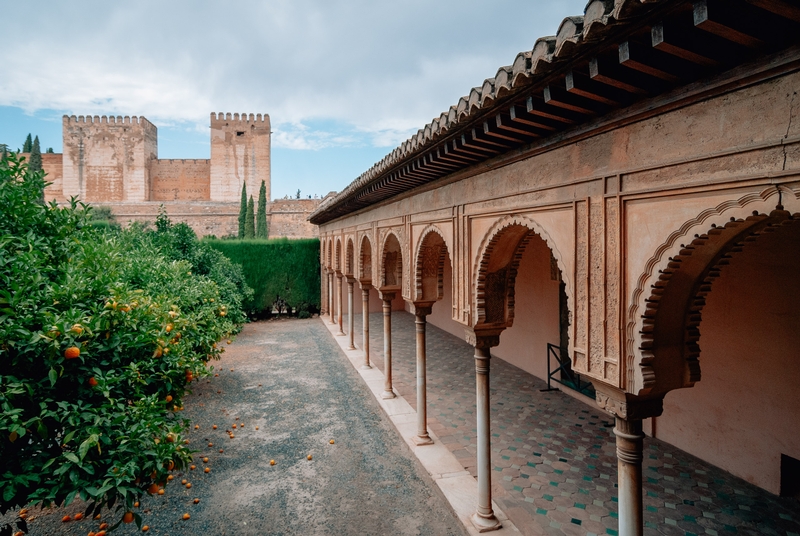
top-left (245, 195), bottom-right (255, 239)
top-left (22, 134), bottom-right (32, 153)
top-left (256, 180), bottom-right (268, 239)
top-left (29, 136), bottom-right (42, 173)
top-left (238, 183), bottom-right (247, 239)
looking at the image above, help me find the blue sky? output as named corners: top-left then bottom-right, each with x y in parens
top-left (0, 0), bottom-right (587, 199)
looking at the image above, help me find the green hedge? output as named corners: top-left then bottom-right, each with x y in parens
top-left (204, 238), bottom-right (320, 316)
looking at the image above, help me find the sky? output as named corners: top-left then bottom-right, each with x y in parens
top-left (0, 0), bottom-right (588, 200)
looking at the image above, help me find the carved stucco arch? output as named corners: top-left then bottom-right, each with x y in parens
top-left (627, 185), bottom-right (800, 395)
top-left (472, 214), bottom-right (573, 336)
top-left (326, 238), bottom-right (333, 270)
top-left (379, 229), bottom-right (404, 290)
top-left (334, 237), bottom-right (342, 272)
top-left (344, 235), bottom-right (355, 277)
top-left (413, 225), bottom-right (452, 303)
top-left (358, 233), bottom-right (373, 284)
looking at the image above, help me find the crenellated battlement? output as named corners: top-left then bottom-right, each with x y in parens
top-left (210, 112), bottom-right (270, 125)
top-left (63, 115), bottom-right (157, 130)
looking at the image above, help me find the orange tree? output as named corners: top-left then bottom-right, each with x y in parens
top-left (0, 154), bottom-right (251, 533)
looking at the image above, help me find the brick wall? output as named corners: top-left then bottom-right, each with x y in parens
top-left (150, 159), bottom-right (211, 201)
top-left (268, 198), bottom-right (321, 238)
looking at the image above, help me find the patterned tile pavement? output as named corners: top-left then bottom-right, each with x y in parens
top-left (345, 310), bottom-right (800, 536)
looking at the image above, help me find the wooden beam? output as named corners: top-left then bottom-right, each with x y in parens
top-left (455, 134), bottom-right (500, 156)
top-left (745, 0), bottom-right (800, 24)
top-left (494, 113), bottom-right (541, 138)
top-left (651, 21), bottom-right (720, 67)
top-left (437, 146), bottom-right (476, 166)
top-left (508, 104), bottom-right (557, 131)
top-left (619, 41), bottom-right (681, 83)
top-left (693, 0), bottom-right (765, 49)
top-left (589, 57), bottom-right (649, 95)
top-left (543, 85), bottom-right (595, 115)
top-left (482, 120), bottom-right (527, 143)
top-left (471, 127), bottom-right (513, 149)
top-left (526, 95), bottom-right (577, 124)
top-left (565, 70), bottom-right (621, 107)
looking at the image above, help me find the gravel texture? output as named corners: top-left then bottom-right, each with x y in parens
top-left (4, 318), bottom-right (466, 536)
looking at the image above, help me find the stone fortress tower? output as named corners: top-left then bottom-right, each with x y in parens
top-left (210, 113), bottom-right (271, 203)
top-left (38, 113), bottom-right (321, 238)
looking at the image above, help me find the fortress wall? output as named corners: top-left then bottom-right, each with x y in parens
top-left (268, 198), bottom-right (319, 238)
top-left (150, 159), bottom-right (211, 201)
top-left (104, 202), bottom-right (239, 238)
top-left (209, 113), bottom-right (271, 203)
top-left (18, 152), bottom-right (65, 203)
top-left (62, 115), bottom-right (157, 202)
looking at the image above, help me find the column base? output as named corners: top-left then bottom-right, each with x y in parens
top-left (381, 390), bottom-right (397, 399)
top-left (360, 364), bottom-right (372, 370)
top-left (470, 512), bottom-right (502, 533)
top-left (336, 331), bottom-right (346, 336)
top-left (412, 434), bottom-right (434, 446)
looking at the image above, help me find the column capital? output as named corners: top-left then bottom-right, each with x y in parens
top-left (411, 301), bottom-right (435, 317)
top-left (359, 280), bottom-right (372, 291)
top-left (378, 289), bottom-right (397, 301)
top-left (345, 275), bottom-right (357, 284)
top-left (335, 270), bottom-right (343, 279)
top-left (594, 384), bottom-right (664, 420)
top-left (465, 327), bottom-right (505, 349)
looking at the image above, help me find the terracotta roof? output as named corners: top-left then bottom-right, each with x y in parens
top-left (310, 0), bottom-right (800, 224)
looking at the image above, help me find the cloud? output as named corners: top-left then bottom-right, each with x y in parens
top-left (0, 0), bottom-right (588, 149)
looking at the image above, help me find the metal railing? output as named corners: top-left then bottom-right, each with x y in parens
top-left (541, 343), bottom-right (596, 398)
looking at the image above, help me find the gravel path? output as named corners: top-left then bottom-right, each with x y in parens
top-left (6, 318), bottom-right (466, 536)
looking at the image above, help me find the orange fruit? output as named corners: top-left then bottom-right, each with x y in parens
top-left (99, 523), bottom-right (109, 530)
top-left (204, 467), bottom-right (210, 473)
top-left (147, 483), bottom-right (160, 494)
top-left (64, 346), bottom-right (80, 359)
top-left (70, 324), bottom-right (83, 335)
top-left (94, 514), bottom-right (101, 520)
top-left (212, 425), bottom-right (217, 430)
top-left (329, 439), bottom-right (335, 444)
top-left (208, 442), bottom-right (213, 447)
top-left (229, 433), bottom-right (235, 439)
top-left (232, 424), bottom-right (236, 429)
top-left (165, 395), bottom-right (173, 403)
top-left (74, 512), bottom-right (83, 520)
top-left (307, 454), bottom-right (313, 460)
top-left (202, 457), bottom-right (209, 463)
top-left (62, 515), bottom-right (71, 522)
top-left (142, 526), bottom-right (149, 532)
top-left (219, 449), bottom-right (224, 453)
top-left (134, 502), bottom-right (140, 508)
top-left (182, 513), bottom-right (190, 520)
top-left (123, 511), bottom-right (134, 524)
top-left (157, 489), bottom-right (165, 495)
top-left (194, 425), bottom-right (199, 430)
top-left (166, 433), bottom-right (175, 443)
top-left (270, 459), bottom-right (276, 465)
top-left (181, 479), bottom-right (187, 484)
top-left (166, 323), bottom-right (174, 333)
top-left (190, 465), bottom-right (196, 470)
top-left (193, 498), bottom-right (200, 504)
top-left (88, 377), bottom-right (98, 387)
top-left (97, 532), bottom-right (107, 536)
top-left (167, 475), bottom-right (174, 481)
top-left (167, 460), bottom-right (175, 471)
top-left (88, 532), bottom-right (96, 536)
top-left (185, 483), bottom-right (192, 489)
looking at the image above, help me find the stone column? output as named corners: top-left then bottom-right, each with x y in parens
top-left (346, 277), bottom-right (356, 349)
top-left (320, 267), bottom-right (327, 315)
top-left (360, 283), bottom-right (372, 369)
top-left (336, 272), bottom-right (345, 335)
top-left (412, 304), bottom-right (434, 446)
top-left (615, 418), bottom-right (644, 536)
top-left (380, 291), bottom-right (396, 399)
top-left (328, 271), bottom-right (336, 324)
top-left (467, 330), bottom-right (503, 533)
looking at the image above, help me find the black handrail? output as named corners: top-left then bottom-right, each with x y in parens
top-left (541, 343), bottom-right (595, 398)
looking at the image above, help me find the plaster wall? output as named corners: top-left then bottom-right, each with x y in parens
top-left (150, 159), bottom-right (211, 201)
top-left (426, 251), bottom-right (465, 340)
top-left (104, 202), bottom-right (238, 237)
top-left (269, 199), bottom-right (320, 238)
top-left (649, 225), bottom-right (800, 495)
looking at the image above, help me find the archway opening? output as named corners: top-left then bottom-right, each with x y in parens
top-left (653, 220), bottom-right (800, 495)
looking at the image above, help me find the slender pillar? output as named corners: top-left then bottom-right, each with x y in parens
top-left (328, 271), bottom-right (336, 324)
top-left (380, 291), bottom-right (396, 399)
top-left (469, 331), bottom-right (502, 533)
top-left (615, 417), bottom-right (644, 536)
top-left (361, 284), bottom-right (372, 369)
top-left (412, 306), bottom-right (433, 446)
top-left (336, 273), bottom-right (345, 335)
top-left (346, 277), bottom-right (356, 349)
top-left (320, 267), bottom-right (327, 315)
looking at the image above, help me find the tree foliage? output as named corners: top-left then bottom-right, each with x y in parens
top-left (256, 180), bottom-right (268, 239)
top-left (22, 134), bottom-right (32, 153)
top-left (244, 196), bottom-right (255, 239)
top-left (0, 153), bottom-right (251, 530)
top-left (237, 183), bottom-right (247, 240)
top-left (28, 136), bottom-right (42, 173)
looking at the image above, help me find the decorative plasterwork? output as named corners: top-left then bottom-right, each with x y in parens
top-left (414, 225), bottom-right (450, 303)
top-left (472, 214), bottom-right (573, 334)
top-left (358, 233), bottom-right (373, 284)
top-left (627, 185), bottom-right (800, 395)
top-left (344, 236), bottom-right (355, 277)
top-left (379, 228), bottom-right (404, 290)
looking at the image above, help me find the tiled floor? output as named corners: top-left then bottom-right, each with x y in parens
top-left (344, 310), bottom-right (800, 536)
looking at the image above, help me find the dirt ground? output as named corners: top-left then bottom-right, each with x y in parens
top-left (3, 318), bottom-right (466, 536)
